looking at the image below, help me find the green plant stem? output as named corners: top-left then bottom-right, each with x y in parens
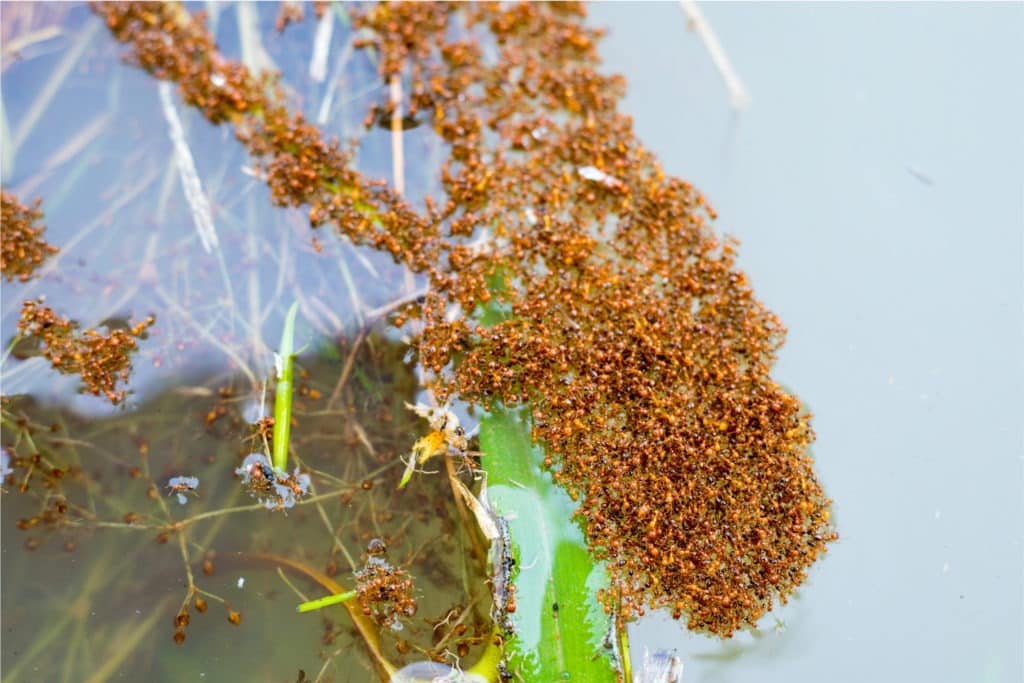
top-left (272, 302), bottom-right (299, 472)
top-left (296, 590), bottom-right (358, 613)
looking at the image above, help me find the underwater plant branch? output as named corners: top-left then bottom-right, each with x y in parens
top-left (55, 484), bottom-right (362, 535)
top-left (272, 301), bottom-right (299, 472)
top-left (173, 486), bottom-right (358, 527)
top-left (153, 285), bottom-right (259, 389)
top-left (174, 515), bottom-right (197, 589)
top-left (294, 454), bottom-right (359, 572)
top-left (275, 566), bottom-right (311, 603)
top-left (324, 284), bottom-right (427, 411)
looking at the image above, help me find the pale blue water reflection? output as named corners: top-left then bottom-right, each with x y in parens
top-left (591, 3), bottom-right (1023, 682)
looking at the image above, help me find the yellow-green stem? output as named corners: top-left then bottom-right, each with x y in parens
top-left (272, 302), bottom-right (299, 472)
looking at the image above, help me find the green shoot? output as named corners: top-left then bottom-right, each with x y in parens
top-left (272, 301), bottom-right (299, 472)
top-left (296, 589), bottom-right (358, 613)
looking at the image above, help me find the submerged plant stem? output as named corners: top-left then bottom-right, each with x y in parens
top-left (296, 589), bottom-right (358, 613)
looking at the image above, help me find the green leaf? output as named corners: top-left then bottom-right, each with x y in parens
top-left (479, 407), bottom-right (619, 681)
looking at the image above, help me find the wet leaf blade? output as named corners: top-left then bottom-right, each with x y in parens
top-left (479, 407), bottom-right (617, 681)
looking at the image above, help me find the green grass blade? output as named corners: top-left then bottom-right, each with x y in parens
top-left (272, 302), bottom-right (299, 472)
top-left (296, 590), bottom-right (358, 613)
top-left (479, 407), bottom-right (618, 681)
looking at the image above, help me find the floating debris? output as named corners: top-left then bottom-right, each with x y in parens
top-left (906, 164), bottom-right (935, 186)
top-left (389, 661), bottom-right (487, 683)
top-left (158, 81), bottom-right (219, 253)
top-left (577, 164), bottom-right (626, 191)
top-left (635, 649), bottom-right (683, 683)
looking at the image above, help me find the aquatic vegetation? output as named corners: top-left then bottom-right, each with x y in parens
top-left (1, 192), bottom-right (57, 282)
top-left (272, 302), bottom-right (299, 472)
top-left (2, 337), bottom-right (492, 679)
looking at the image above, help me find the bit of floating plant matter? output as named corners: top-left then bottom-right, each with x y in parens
top-left (157, 82), bottom-right (218, 253)
top-left (296, 587), bottom-right (358, 614)
top-left (577, 164), bottom-right (627, 191)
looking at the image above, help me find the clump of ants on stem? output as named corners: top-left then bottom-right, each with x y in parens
top-left (355, 538), bottom-right (418, 631)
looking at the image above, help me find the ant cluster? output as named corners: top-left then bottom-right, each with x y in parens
top-left (1, 192), bottom-right (58, 282)
top-left (94, 1), bottom-right (836, 638)
top-left (354, 538), bottom-right (418, 631)
top-left (235, 452), bottom-right (310, 510)
top-left (16, 299), bottom-right (154, 405)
